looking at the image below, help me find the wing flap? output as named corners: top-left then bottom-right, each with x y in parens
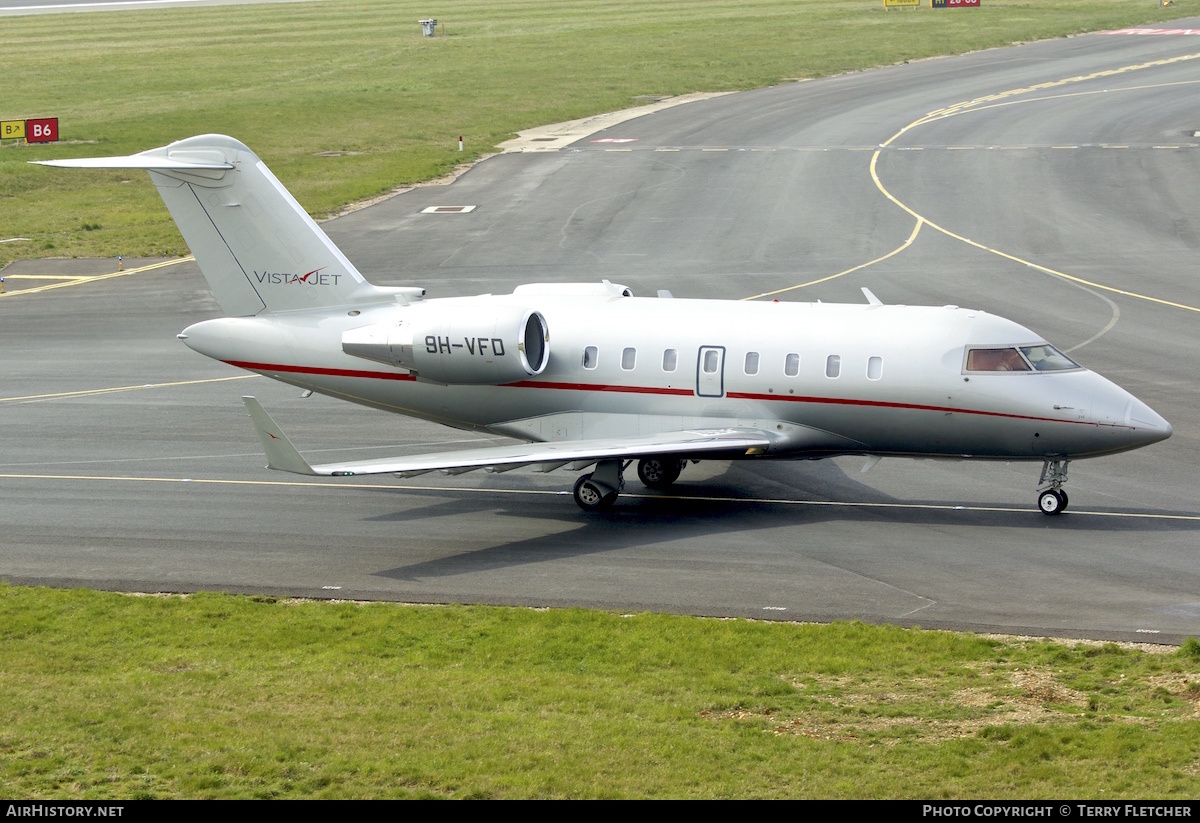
top-left (242, 397), bottom-right (771, 478)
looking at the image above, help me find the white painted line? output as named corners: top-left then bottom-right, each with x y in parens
top-left (3, 472), bottom-right (1199, 522)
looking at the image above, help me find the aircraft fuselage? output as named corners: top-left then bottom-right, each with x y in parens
top-left (180, 290), bottom-right (1169, 463)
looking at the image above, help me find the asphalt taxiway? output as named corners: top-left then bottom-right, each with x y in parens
top-left (3, 22), bottom-right (1200, 643)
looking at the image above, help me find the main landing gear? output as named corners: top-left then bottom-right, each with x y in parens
top-left (572, 457), bottom-right (689, 510)
top-left (572, 460), bottom-right (624, 511)
top-left (636, 457), bottom-right (685, 490)
top-left (1037, 459), bottom-right (1070, 516)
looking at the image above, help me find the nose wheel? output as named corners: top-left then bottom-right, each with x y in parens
top-left (1037, 459), bottom-right (1070, 515)
top-left (1038, 488), bottom-right (1068, 515)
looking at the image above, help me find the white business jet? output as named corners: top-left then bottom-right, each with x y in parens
top-left (37, 135), bottom-right (1172, 513)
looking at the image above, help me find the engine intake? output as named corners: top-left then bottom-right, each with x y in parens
top-left (342, 305), bottom-right (549, 384)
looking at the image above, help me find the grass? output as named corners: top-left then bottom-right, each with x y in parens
top-left (0, 585), bottom-right (1197, 798)
top-left (1, 0), bottom-right (1198, 267)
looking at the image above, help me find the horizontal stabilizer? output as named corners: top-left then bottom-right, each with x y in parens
top-left (241, 397), bottom-right (772, 479)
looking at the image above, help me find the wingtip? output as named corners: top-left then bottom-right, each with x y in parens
top-left (241, 397), bottom-right (319, 475)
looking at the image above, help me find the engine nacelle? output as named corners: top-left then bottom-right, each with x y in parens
top-left (342, 304), bottom-right (549, 384)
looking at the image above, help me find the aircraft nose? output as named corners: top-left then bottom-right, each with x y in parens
top-left (1086, 374), bottom-right (1171, 452)
top-left (1126, 398), bottom-right (1172, 445)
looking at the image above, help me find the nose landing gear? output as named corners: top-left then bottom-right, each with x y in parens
top-left (1037, 459), bottom-right (1070, 515)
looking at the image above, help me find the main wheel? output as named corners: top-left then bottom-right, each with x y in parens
top-left (574, 474), bottom-right (617, 511)
top-left (637, 457), bottom-right (683, 490)
top-left (1038, 488), bottom-right (1065, 515)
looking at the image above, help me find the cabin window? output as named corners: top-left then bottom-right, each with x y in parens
top-left (744, 352), bottom-right (759, 375)
top-left (825, 355), bottom-right (841, 378)
top-left (703, 349), bottom-right (720, 374)
top-left (622, 347), bottom-right (636, 370)
top-left (662, 349), bottom-right (677, 372)
top-left (785, 353), bottom-right (800, 376)
top-left (867, 356), bottom-right (883, 381)
top-left (583, 346), bottom-right (598, 370)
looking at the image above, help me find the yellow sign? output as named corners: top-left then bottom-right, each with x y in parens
top-left (883, 0), bottom-right (920, 6)
top-left (1, 120), bottom-right (26, 139)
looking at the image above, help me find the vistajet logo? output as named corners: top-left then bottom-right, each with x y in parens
top-left (253, 267), bottom-right (340, 286)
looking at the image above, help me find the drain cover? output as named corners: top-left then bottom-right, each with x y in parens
top-left (420, 205), bottom-right (477, 214)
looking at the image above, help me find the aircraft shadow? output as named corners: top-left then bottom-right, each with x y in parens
top-left (370, 461), bottom-right (1199, 582)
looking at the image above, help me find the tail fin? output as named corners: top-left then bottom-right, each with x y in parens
top-left (36, 134), bottom-right (389, 316)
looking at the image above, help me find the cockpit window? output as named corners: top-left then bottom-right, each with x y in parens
top-left (964, 345), bottom-right (1080, 373)
top-left (1019, 344), bottom-right (1079, 371)
top-left (965, 348), bottom-right (1031, 372)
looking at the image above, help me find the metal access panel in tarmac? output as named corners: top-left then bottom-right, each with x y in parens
top-left (3, 21), bottom-right (1200, 644)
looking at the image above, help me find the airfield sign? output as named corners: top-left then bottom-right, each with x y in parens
top-left (27, 118), bottom-right (59, 143)
top-left (1, 117), bottom-right (59, 144)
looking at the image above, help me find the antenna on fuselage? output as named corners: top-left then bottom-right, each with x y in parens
top-left (861, 287), bottom-right (883, 307)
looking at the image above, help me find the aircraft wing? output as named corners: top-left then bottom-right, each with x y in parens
top-left (34, 156), bottom-right (234, 170)
top-left (242, 397), bottom-right (771, 478)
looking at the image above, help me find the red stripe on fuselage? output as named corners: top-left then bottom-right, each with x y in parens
top-left (222, 360), bottom-right (1121, 429)
top-left (223, 360), bottom-right (418, 381)
top-left (502, 379), bottom-right (693, 395)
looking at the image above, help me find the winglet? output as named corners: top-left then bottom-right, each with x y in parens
top-left (861, 287), bottom-right (883, 307)
top-left (241, 396), bottom-right (318, 475)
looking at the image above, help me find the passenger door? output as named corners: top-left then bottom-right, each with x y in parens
top-left (696, 346), bottom-right (726, 398)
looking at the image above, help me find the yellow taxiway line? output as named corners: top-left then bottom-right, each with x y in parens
top-left (0, 256), bottom-right (195, 297)
top-left (869, 53), bottom-right (1200, 315)
top-left (743, 51), bottom-right (1200, 314)
top-left (0, 374), bottom-right (258, 405)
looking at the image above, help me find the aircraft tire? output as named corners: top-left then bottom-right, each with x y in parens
top-left (637, 457), bottom-right (683, 490)
top-left (574, 474), bottom-right (617, 511)
top-left (1038, 489), bottom-right (1066, 515)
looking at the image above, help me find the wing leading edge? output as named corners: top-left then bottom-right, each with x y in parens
top-left (242, 397), bottom-right (772, 478)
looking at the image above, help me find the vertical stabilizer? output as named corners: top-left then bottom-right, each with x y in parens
top-left (35, 134), bottom-right (386, 316)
